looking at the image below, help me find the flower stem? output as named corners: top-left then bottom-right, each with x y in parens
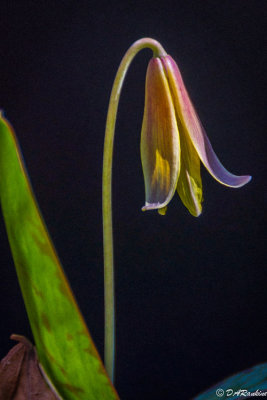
top-left (102, 38), bottom-right (166, 382)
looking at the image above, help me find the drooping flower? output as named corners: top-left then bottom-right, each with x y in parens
top-left (140, 55), bottom-right (251, 216)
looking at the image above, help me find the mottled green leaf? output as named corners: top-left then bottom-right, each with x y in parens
top-left (0, 114), bottom-right (119, 400)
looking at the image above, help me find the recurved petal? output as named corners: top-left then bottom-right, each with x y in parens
top-left (141, 57), bottom-right (180, 212)
top-left (161, 56), bottom-right (251, 188)
top-left (177, 119), bottom-right (203, 217)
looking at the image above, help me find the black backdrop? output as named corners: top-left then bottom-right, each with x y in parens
top-left (0, 1), bottom-right (266, 399)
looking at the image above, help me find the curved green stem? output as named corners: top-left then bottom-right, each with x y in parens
top-left (102, 38), bottom-right (166, 382)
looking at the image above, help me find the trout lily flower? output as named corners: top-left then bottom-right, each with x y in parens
top-left (141, 55), bottom-right (251, 216)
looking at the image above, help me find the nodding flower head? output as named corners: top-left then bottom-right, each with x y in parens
top-left (140, 55), bottom-right (251, 216)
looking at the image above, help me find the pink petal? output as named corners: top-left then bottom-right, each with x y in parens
top-left (140, 58), bottom-right (180, 212)
top-left (161, 56), bottom-right (251, 188)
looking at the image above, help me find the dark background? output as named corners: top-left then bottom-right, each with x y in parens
top-left (0, 1), bottom-right (266, 399)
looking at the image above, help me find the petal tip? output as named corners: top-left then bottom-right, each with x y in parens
top-left (232, 174), bottom-right (252, 188)
top-left (246, 175), bottom-right (252, 183)
top-left (142, 202), bottom-right (167, 214)
top-left (194, 210), bottom-right (202, 217)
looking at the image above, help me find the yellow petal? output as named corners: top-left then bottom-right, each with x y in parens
top-left (176, 117), bottom-right (203, 217)
top-left (141, 58), bottom-right (180, 212)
